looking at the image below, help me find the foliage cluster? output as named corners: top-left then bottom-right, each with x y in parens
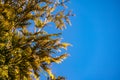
top-left (0, 0), bottom-right (73, 80)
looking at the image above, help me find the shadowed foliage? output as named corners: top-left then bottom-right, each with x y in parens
top-left (0, 0), bottom-right (73, 80)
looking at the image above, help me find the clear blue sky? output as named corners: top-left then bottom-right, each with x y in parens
top-left (50, 0), bottom-right (120, 80)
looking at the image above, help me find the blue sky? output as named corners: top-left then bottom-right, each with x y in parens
top-left (50, 0), bottom-right (120, 80)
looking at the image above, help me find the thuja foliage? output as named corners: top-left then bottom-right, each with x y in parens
top-left (0, 0), bottom-right (73, 80)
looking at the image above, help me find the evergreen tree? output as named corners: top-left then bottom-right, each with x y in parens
top-left (0, 0), bottom-right (73, 80)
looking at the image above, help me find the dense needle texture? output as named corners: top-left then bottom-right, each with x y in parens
top-left (0, 0), bottom-right (73, 80)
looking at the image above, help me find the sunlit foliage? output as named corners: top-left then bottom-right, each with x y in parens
top-left (0, 0), bottom-right (73, 80)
